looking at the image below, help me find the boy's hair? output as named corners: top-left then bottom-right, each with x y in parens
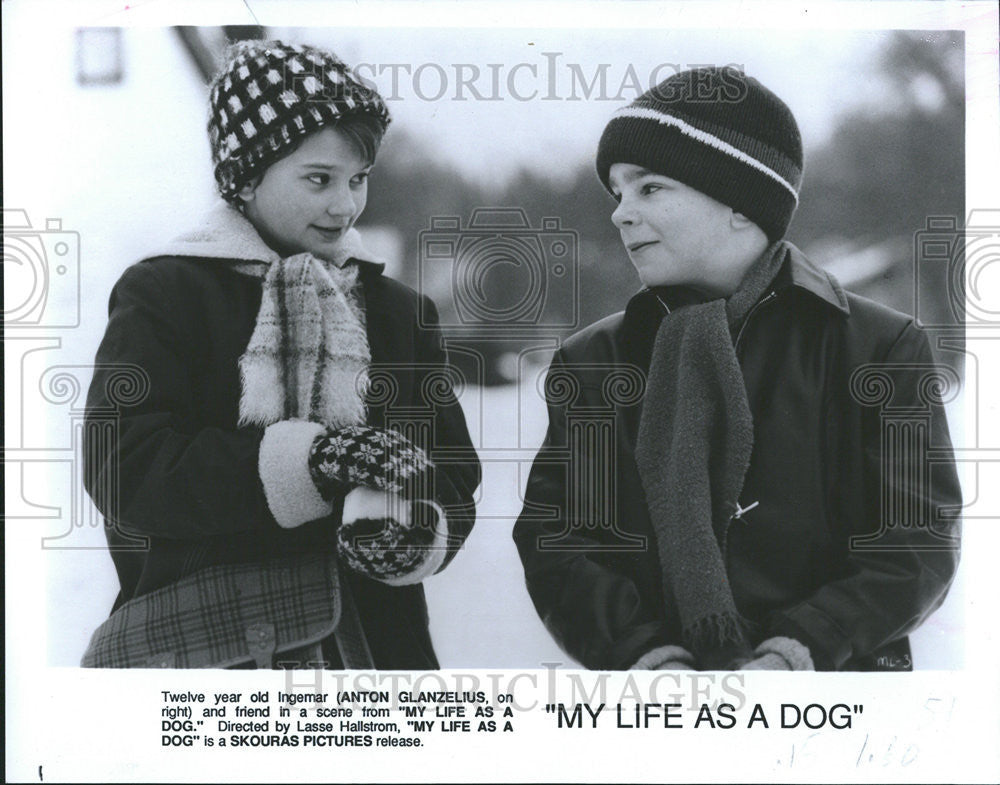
top-left (208, 39), bottom-right (390, 203)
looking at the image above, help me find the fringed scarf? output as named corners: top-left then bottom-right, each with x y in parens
top-left (149, 201), bottom-right (378, 430)
top-left (236, 255), bottom-right (369, 430)
top-left (633, 242), bottom-right (787, 670)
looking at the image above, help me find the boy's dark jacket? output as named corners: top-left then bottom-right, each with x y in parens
top-left (84, 235), bottom-right (480, 669)
top-left (513, 244), bottom-right (961, 671)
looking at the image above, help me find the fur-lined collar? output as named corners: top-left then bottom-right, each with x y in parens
top-left (141, 200), bottom-right (385, 275)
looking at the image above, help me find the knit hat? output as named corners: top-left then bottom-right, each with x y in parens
top-left (208, 40), bottom-right (391, 202)
top-left (596, 66), bottom-right (802, 242)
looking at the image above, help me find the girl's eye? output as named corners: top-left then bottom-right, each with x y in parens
top-left (306, 173), bottom-right (330, 186)
top-left (351, 171), bottom-right (371, 187)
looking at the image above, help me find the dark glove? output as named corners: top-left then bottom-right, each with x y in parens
top-left (307, 425), bottom-right (433, 501)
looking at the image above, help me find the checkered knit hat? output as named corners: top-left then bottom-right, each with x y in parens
top-left (208, 40), bottom-right (391, 202)
top-left (596, 66), bottom-right (803, 242)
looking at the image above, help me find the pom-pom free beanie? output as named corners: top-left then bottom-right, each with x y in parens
top-left (208, 40), bottom-right (391, 202)
top-left (596, 66), bottom-right (803, 242)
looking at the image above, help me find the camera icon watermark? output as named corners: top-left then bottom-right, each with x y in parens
top-left (3, 209), bottom-right (81, 328)
top-left (914, 209), bottom-right (1000, 328)
top-left (418, 208), bottom-right (579, 333)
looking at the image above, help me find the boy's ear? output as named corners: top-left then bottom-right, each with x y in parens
top-left (730, 211), bottom-right (756, 231)
top-left (237, 177), bottom-right (261, 203)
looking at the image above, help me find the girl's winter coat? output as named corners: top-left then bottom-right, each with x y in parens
top-left (83, 205), bottom-right (480, 669)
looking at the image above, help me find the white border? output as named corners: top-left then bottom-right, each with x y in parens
top-left (4, 1), bottom-right (999, 782)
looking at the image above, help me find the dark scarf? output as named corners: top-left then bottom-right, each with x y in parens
top-left (633, 242), bottom-right (786, 670)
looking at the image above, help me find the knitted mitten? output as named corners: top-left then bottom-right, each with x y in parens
top-left (338, 490), bottom-right (442, 583)
top-left (631, 645), bottom-right (697, 670)
top-left (739, 637), bottom-right (814, 671)
top-left (308, 425), bottom-right (433, 501)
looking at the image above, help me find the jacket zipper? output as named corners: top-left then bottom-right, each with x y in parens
top-left (734, 290), bottom-right (778, 353)
top-left (728, 290), bottom-right (778, 529)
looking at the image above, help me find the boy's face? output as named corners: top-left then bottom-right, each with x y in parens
top-left (239, 127), bottom-right (371, 262)
top-left (608, 163), bottom-right (751, 296)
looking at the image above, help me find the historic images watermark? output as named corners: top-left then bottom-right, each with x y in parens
top-left (286, 53), bottom-right (749, 104)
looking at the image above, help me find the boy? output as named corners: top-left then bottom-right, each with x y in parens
top-left (81, 40), bottom-right (480, 669)
top-left (513, 66), bottom-right (961, 671)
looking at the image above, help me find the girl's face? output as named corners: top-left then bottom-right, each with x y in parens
top-left (239, 127), bottom-right (370, 262)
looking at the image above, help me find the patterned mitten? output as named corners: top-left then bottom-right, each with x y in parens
top-left (308, 425), bottom-right (433, 501)
top-left (740, 637), bottom-right (814, 671)
top-left (337, 489), bottom-right (443, 583)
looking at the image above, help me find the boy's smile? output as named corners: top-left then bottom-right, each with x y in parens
top-left (239, 127), bottom-right (371, 262)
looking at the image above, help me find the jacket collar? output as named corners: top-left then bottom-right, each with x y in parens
top-left (780, 242), bottom-right (850, 315)
top-left (626, 241), bottom-right (850, 318)
top-left (141, 200), bottom-right (386, 276)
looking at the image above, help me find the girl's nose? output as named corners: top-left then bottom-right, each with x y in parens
top-left (326, 186), bottom-right (356, 217)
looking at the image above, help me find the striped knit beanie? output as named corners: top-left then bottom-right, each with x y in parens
top-left (208, 40), bottom-right (391, 202)
top-left (596, 66), bottom-right (802, 242)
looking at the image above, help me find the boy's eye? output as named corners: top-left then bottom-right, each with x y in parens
top-left (640, 182), bottom-right (663, 196)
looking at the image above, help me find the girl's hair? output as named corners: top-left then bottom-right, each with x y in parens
top-left (260, 112), bottom-right (385, 180)
top-left (328, 112), bottom-right (385, 168)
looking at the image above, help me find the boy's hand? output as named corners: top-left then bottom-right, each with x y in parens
top-left (630, 645), bottom-right (696, 670)
top-left (308, 425), bottom-right (433, 501)
top-left (739, 637), bottom-right (814, 671)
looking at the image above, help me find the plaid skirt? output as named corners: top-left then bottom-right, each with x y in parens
top-left (81, 552), bottom-right (372, 669)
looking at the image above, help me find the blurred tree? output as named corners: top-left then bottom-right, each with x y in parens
top-left (788, 30), bottom-right (964, 340)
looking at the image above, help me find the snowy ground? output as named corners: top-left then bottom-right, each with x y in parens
top-left (46, 378), bottom-right (964, 670)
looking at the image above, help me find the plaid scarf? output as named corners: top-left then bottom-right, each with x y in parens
top-left (150, 201), bottom-right (374, 430)
top-left (236, 254), bottom-right (370, 430)
top-left (634, 242), bottom-right (786, 670)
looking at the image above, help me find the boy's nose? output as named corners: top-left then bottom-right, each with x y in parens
top-left (611, 199), bottom-right (636, 228)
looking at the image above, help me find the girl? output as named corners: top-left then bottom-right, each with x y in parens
top-left (82, 40), bottom-right (480, 669)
